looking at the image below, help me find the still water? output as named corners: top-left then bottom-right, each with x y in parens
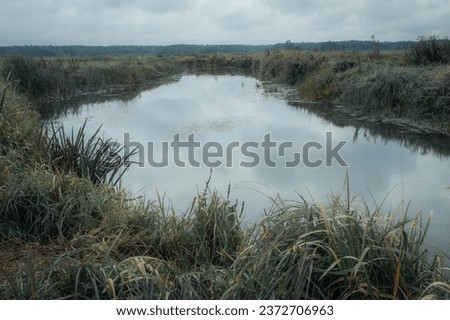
top-left (57, 74), bottom-right (450, 254)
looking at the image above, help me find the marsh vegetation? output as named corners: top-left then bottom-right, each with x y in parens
top-left (0, 39), bottom-right (449, 299)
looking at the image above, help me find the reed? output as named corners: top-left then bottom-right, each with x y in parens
top-left (404, 36), bottom-right (450, 65)
top-left (1, 189), bottom-right (243, 299)
top-left (2, 189), bottom-right (448, 299)
top-left (47, 119), bottom-right (137, 187)
top-left (0, 167), bottom-right (124, 241)
top-left (223, 194), bottom-right (449, 299)
top-left (1, 56), bottom-right (183, 104)
top-left (0, 71), bottom-right (13, 112)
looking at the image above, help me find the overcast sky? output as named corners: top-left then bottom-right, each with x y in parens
top-left (0, 0), bottom-right (449, 46)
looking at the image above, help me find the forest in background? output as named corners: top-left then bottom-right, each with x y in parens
top-left (0, 40), bottom-right (416, 57)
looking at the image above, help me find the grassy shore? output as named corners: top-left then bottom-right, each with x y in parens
top-left (1, 45), bottom-right (450, 299)
top-left (0, 56), bottom-right (182, 117)
top-left (178, 39), bottom-right (450, 133)
top-left (2, 38), bottom-right (449, 131)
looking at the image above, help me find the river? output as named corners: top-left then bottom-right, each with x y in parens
top-left (55, 74), bottom-right (450, 255)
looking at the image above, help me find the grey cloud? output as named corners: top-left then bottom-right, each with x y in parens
top-left (0, 0), bottom-right (448, 45)
top-left (260, 0), bottom-right (329, 15)
top-left (104, 0), bottom-right (195, 14)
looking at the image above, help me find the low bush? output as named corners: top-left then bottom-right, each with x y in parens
top-left (405, 36), bottom-right (450, 65)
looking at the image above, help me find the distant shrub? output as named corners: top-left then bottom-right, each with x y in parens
top-left (299, 70), bottom-right (339, 101)
top-left (405, 36), bottom-right (450, 64)
top-left (333, 60), bottom-right (355, 73)
top-left (259, 51), bottom-right (325, 84)
top-left (340, 70), bottom-right (415, 117)
top-left (1, 56), bottom-right (71, 99)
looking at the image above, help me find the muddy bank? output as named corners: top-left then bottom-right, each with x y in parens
top-left (38, 75), bottom-right (181, 120)
top-left (3, 52), bottom-right (449, 138)
top-left (261, 81), bottom-right (450, 157)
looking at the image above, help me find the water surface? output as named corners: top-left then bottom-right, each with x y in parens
top-left (57, 74), bottom-right (450, 254)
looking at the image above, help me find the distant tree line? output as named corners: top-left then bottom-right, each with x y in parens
top-left (0, 41), bottom-right (416, 57)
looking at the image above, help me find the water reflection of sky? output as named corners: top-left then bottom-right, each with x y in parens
top-left (58, 75), bottom-right (450, 255)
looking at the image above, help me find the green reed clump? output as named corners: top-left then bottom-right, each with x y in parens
top-left (44, 256), bottom-right (175, 299)
top-left (223, 195), bottom-right (449, 299)
top-left (298, 57), bottom-right (360, 101)
top-left (24, 250), bottom-right (227, 299)
top-left (43, 256), bottom-right (229, 299)
top-left (0, 78), bottom-right (130, 242)
top-left (47, 119), bottom-right (136, 187)
top-left (299, 69), bottom-right (340, 101)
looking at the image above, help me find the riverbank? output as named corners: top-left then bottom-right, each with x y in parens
top-left (0, 56), bottom-right (183, 117)
top-left (2, 40), bottom-right (449, 134)
top-left (178, 48), bottom-right (450, 135)
top-left (1, 51), bottom-right (449, 299)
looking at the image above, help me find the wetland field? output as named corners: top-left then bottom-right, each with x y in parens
top-left (1, 41), bottom-right (450, 299)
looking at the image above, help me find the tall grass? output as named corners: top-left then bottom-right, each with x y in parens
top-left (178, 54), bottom-right (260, 74)
top-left (0, 80), bottom-right (45, 164)
top-left (405, 36), bottom-right (450, 64)
top-left (259, 50), bottom-right (326, 85)
top-left (294, 53), bottom-right (450, 130)
top-left (0, 71), bottom-right (14, 112)
top-left (2, 189), bottom-right (448, 299)
top-left (223, 194), bottom-right (449, 299)
top-left (1, 189), bottom-right (243, 299)
top-left (0, 169), bottom-right (123, 241)
top-left (0, 77), bottom-right (134, 242)
top-left (1, 56), bottom-right (182, 104)
top-left (338, 64), bottom-right (450, 126)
